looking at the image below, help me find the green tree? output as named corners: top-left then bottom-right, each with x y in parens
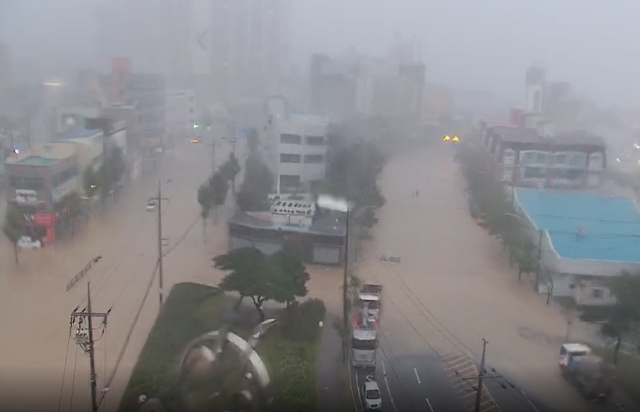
top-left (3, 206), bottom-right (22, 265)
top-left (220, 153), bottom-right (241, 193)
top-left (269, 248), bottom-right (310, 308)
top-left (213, 248), bottom-right (284, 321)
top-left (209, 172), bottom-right (229, 221)
top-left (98, 147), bottom-right (127, 202)
top-left (197, 183), bottom-right (213, 242)
top-left (236, 154), bottom-right (273, 212)
top-left (60, 191), bottom-right (83, 236)
top-left (82, 167), bottom-right (99, 198)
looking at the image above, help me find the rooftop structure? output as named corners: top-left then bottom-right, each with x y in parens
top-left (60, 127), bottom-right (102, 139)
top-left (6, 142), bottom-right (77, 165)
top-left (515, 188), bottom-right (640, 263)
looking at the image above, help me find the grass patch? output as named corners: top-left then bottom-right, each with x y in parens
top-left (592, 346), bottom-right (640, 405)
top-left (118, 282), bottom-right (322, 412)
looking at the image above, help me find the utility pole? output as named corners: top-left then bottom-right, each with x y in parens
top-left (211, 140), bottom-right (216, 174)
top-left (535, 229), bottom-right (543, 289)
top-left (70, 282), bottom-right (110, 412)
top-left (343, 208), bottom-right (350, 330)
top-left (474, 339), bottom-right (488, 412)
top-left (154, 180), bottom-right (170, 305)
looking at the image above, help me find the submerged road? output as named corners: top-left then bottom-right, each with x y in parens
top-left (350, 139), bottom-right (635, 412)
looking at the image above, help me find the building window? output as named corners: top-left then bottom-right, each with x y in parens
top-left (279, 175), bottom-right (301, 192)
top-left (592, 289), bottom-right (604, 299)
top-left (280, 134), bottom-right (301, 144)
top-left (589, 152), bottom-right (604, 170)
top-left (521, 166), bottom-right (547, 179)
top-left (280, 153), bottom-right (301, 163)
top-left (52, 166), bottom-right (78, 187)
top-left (502, 149), bottom-right (515, 166)
top-left (10, 176), bottom-right (43, 190)
top-left (306, 136), bottom-right (324, 146)
top-left (304, 154), bottom-right (324, 164)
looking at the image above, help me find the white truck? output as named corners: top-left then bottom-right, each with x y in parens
top-left (358, 283), bottom-right (383, 326)
top-left (351, 283), bottom-right (383, 369)
top-left (351, 329), bottom-right (378, 368)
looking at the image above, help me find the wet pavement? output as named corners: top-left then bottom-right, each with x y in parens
top-left (350, 142), bottom-right (638, 412)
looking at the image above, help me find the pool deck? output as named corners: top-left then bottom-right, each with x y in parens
top-left (514, 188), bottom-right (640, 263)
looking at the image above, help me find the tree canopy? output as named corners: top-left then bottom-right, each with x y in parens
top-left (235, 153), bottom-right (273, 212)
top-left (3, 205), bottom-right (22, 264)
top-left (213, 247), bottom-right (310, 320)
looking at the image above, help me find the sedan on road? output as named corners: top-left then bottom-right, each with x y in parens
top-left (17, 236), bottom-right (41, 249)
top-left (146, 199), bottom-right (157, 212)
top-left (362, 380), bottom-right (383, 410)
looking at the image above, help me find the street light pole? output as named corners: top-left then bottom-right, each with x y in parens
top-left (343, 208), bottom-right (350, 330)
top-left (474, 339), bottom-right (488, 412)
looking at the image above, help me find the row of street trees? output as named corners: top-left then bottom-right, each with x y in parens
top-left (82, 146), bottom-right (127, 202)
top-left (197, 153), bottom-right (241, 241)
top-left (456, 145), bottom-right (537, 280)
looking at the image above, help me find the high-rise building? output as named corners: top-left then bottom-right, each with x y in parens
top-left (210, 0), bottom-right (292, 102)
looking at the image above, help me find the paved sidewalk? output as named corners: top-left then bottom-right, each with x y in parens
top-left (317, 313), bottom-right (351, 412)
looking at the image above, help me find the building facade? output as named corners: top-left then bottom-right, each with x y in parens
top-left (57, 128), bottom-right (104, 172)
top-left (165, 90), bottom-right (196, 141)
top-left (5, 142), bottom-right (79, 243)
top-left (125, 74), bottom-right (166, 157)
top-left (480, 124), bottom-right (607, 190)
top-left (261, 97), bottom-right (329, 193)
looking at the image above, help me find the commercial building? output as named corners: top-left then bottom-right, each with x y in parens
top-left (228, 193), bottom-right (346, 265)
top-left (125, 74), bottom-right (165, 156)
top-left (56, 128), bottom-right (104, 172)
top-left (165, 90), bottom-right (196, 141)
top-left (261, 97), bottom-right (330, 193)
top-left (514, 188), bottom-right (640, 306)
top-left (101, 101), bottom-right (139, 156)
top-left (478, 64), bottom-right (607, 193)
top-left (5, 142), bottom-right (79, 243)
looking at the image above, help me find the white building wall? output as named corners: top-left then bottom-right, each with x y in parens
top-left (165, 90), bottom-right (195, 138)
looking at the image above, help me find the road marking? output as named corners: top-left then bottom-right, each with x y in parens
top-left (414, 368), bottom-right (421, 384)
top-left (383, 376), bottom-right (399, 412)
top-left (382, 360), bottom-right (387, 376)
top-left (426, 397), bottom-right (435, 412)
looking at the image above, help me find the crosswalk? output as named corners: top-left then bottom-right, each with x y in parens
top-left (441, 351), bottom-right (501, 412)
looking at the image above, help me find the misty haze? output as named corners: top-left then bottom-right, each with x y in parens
top-left (1, 2), bottom-right (640, 412)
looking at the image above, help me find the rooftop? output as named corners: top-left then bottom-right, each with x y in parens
top-left (492, 126), bottom-right (605, 147)
top-left (60, 128), bottom-right (102, 139)
top-left (6, 142), bottom-right (76, 166)
top-left (287, 113), bottom-right (331, 126)
top-left (514, 188), bottom-right (640, 263)
top-left (229, 209), bottom-right (346, 237)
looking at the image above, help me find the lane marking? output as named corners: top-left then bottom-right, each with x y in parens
top-left (414, 368), bottom-right (421, 384)
top-left (426, 397), bottom-right (435, 412)
top-left (382, 360), bottom-right (387, 376)
top-left (383, 376), bottom-right (399, 412)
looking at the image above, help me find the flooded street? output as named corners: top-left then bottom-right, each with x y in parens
top-left (360, 142), bottom-right (600, 411)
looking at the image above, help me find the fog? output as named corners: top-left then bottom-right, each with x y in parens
top-left (0, 0), bottom-right (639, 108)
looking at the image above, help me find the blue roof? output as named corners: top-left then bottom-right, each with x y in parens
top-left (515, 188), bottom-right (640, 263)
top-left (60, 128), bottom-right (101, 139)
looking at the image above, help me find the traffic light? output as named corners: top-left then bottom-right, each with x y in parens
top-left (452, 136), bottom-right (459, 142)
top-left (193, 123), bottom-right (200, 129)
top-left (443, 135), bottom-right (451, 141)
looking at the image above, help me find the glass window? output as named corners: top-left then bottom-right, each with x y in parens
top-left (280, 154), bottom-right (301, 163)
top-left (303, 154), bottom-right (324, 164)
top-left (352, 339), bottom-right (377, 350)
top-left (306, 136), bottom-right (324, 146)
top-left (280, 134), bottom-right (301, 144)
top-left (502, 149), bottom-right (515, 165)
top-left (522, 166), bottom-right (547, 179)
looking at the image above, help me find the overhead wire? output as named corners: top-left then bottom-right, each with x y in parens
top-left (97, 260), bottom-right (160, 409)
top-left (68, 344), bottom-right (79, 412)
top-left (56, 325), bottom-right (73, 412)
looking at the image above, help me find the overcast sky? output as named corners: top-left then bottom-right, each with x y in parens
top-left (1, 0), bottom-right (638, 109)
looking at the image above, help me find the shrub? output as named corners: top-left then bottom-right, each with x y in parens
top-left (281, 299), bottom-right (326, 342)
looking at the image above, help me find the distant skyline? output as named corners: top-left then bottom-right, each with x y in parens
top-left (0, 0), bottom-right (638, 110)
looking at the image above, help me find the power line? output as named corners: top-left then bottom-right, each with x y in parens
top-left (68, 345), bottom-right (79, 412)
top-left (97, 261), bottom-right (160, 410)
top-left (162, 214), bottom-right (200, 257)
top-left (56, 327), bottom-right (73, 412)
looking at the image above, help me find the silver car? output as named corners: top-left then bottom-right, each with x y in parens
top-left (362, 380), bottom-right (382, 410)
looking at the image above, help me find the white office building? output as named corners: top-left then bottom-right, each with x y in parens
top-left (261, 97), bottom-right (329, 194)
top-left (165, 90), bottom-right (196, 140)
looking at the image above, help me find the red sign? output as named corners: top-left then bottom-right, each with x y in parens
top-left (33, 212), bottom-right (55, 226)
top-left (112, 57), bottom-right (131, 75)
